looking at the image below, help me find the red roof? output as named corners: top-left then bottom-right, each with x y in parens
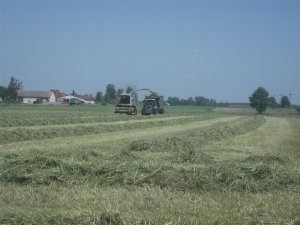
top-left (51, 89), bottom-right (66, 98)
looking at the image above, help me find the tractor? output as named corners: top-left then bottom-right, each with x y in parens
top-left (115, 88), bottom-right (164, 115)
top-left (141, 95), bottom-right (164, 115)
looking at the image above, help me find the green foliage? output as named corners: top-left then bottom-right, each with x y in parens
top-left (268, 96), bottom-right (278, 109)
top-left (167, 96), bottom-right (180, 105)
top-left (126, 86), bottom-right (134, 93)
top-left (95, 91), bottom-right (102, 103)
top-left (0, 77), bottom-right (23, 102)
top-left (194, 96), bottom-right (215, 106)
top-left (0, 86), bottom-right (8, 101)
top-left (167, 96), bottom-right (216, 106)
top-left (104, 84), bottom-right (117, 104)
top-left (249, 86), bottom-right (269, 114)
top-left (281, 96), bottom-right (291, 108)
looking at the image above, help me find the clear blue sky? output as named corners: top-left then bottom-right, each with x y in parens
top-left (1, 0), bottom-right (300, 104)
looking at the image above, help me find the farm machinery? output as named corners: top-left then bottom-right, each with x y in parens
top-left (115, 88), bottom-right (164, 115)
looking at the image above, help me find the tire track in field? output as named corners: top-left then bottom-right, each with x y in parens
top-left (0, 116), bottom-right (244, 152)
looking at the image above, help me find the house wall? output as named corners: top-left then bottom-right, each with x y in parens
top-left (23, 98), bottom-right (38, 104)
top-left (49, 93), bottom-right (56, 103)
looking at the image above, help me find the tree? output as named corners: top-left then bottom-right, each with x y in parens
top-left (187, 97), bottom-right (195, 105)
top-left (209, 99), bottom-right (217, 107)
top-left (4, 77), bottom-right (23, 102)
top-left (249, 87), bottom-right (269, 114)
top-left (0, 86), bottom-right (8, 101)
top-left (104, 84), bottom-right (117, 104)
top-left (280, 96), bottom-right (290, 108)
top-left (194, 96), bottom-right (210, 106)
top-left (167, 96), bottom-right (180, 106)
top-left (95, 91), bottom-right (102, 103)
top-left (268, 96), bottom-right (278, 109)
top-left (126, 87), bottom-right (134, 94)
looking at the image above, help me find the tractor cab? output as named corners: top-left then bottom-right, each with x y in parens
top-left (115, 93), bottom-right (137, 115)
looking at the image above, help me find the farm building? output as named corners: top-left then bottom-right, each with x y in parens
top-left (61, 95), bottom-right (95, 104)
top-left (17, 90), bottom-right (56, 104)
top-left (51, 89), bottom-right (67, 103)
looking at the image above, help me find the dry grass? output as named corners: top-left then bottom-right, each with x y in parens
top-left (0, 105), bottom-right (299, 224)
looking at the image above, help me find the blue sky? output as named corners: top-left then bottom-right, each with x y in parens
top-left (1, 0), bottom-right (300, 104)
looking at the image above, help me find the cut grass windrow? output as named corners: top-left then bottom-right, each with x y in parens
top-left (0, 115), bottom-right (230, 144)
top-left (1, 105), bottom-right (299, 225)
top-left (1, 116), bottom-right (284, 194)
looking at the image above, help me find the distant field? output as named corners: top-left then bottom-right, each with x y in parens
top-left (0, 104), bottom-right (299, 224)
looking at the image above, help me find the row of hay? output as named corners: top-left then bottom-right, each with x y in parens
top-left (0, 116), bottom-right (215, 144)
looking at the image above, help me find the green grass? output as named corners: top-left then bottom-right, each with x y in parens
top-left (0, 105), bottom-right (299, 224)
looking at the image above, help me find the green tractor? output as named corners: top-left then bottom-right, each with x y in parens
top-left (69, 98), bottom-right (80, 106)
top-left (115, 88), bottom-right (164, 115)
top-left (141, 95), bottom-right (164, 115)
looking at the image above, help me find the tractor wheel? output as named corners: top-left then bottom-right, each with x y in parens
top-left (159, 108), bottom-right (164, 114)
top-left (133, 108), bottom-right (137, 115)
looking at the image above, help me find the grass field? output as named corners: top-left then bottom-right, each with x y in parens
top-left (0, 104), bottom-right (299, 225)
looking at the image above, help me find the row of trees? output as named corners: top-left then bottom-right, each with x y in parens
top-left (0, 77), bottom-right (23, 102)
top-left (97, 85), bottom-right (296, 112)
top-left (99, 84), bottom-right (294, 111)
top-left (95, 84), bottom-right (137, 104)
top-left (249, 86), bottom-right (291, 114)
top-left (166, 96), bottom-right (217, 106)
top-left (96, 84), bottom-right (219, 107)
top-left (1, 78), bottom-right (297, 113)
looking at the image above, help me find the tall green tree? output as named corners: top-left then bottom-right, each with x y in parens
top-left (194, 96), bottom-right (210, 106)
top-left (249, 87), bottom-right (269, 114)
top-left (5, 77), bottom-right (23, 102)
top-left (95, 91), bottom-right (102, 103)
top-left (104, 84), bottom-right (117, 104)
top-left (126, 87), bottom-right (134, 93)
top-left (268, 96), bottom-right (278, 109)
top-left (167, 96), bottom-right (180, 106)
top-left (280, 96), bottom-right (291, 108)
top-left (0, 86), bottom-right (8, 101)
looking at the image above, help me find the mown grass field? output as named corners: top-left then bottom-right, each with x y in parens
top-left (0, 104), bottom-right (299, 225)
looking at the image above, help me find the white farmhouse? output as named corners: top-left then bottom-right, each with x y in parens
top-left (17, 90), bottom-right (56, 104)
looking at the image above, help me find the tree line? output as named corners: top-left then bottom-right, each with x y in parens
top-left (249, 86), bottom-right (293, 114)
top-left (95, 84), bottom-right (219, 106)
top-left (96, 84), bottom-right (299, 113)
top-left (95, 84), bottom-right (137, 104)
top-left (1, 78), bottom-right (299, 114)
top-left (166, 96), bottom-right (218, 106)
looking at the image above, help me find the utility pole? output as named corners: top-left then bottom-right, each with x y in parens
top-left (288, 92), bottom-right (293, 104)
